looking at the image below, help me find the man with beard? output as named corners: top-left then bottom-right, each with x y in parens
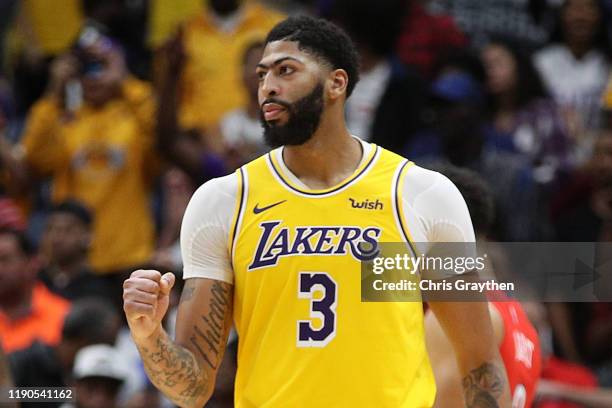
top-left (123, 16), bottom-right (511, 407)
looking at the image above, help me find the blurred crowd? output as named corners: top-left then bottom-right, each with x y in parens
top-left (0, 0), bottom-right (612, 407)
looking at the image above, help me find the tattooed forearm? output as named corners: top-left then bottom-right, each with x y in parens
top-left (140, 332), bottom-right (209, 407)
top-left (137, 280), bottom-right (233, 408)
top-left (189, 281), bottom-right (231, 370)
top-left (461, 363), bottom-right (505, 408)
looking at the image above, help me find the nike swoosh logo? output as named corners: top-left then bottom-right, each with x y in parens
top-left (253, 200), bottom-right (287, 214)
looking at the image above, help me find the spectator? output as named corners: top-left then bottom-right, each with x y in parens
top-left (533, 0), bottom-right (611, 139)
top-left (80, 0), bottom-right (151, 79)
top-left (396, 0), bottom-right (468, 79)
top-left (0, 228), bottom-right (70, 353)
top-left (0, 30), bottom-right (160, 279)
top-left (553, 128), bottom-right (612, 242)
top-left (404, 69), bottom-right (539, 241)
top-left (9, 298), bottom-right (119, 397)
top-left (172, 0), bottom-right (284, 132)
top-left (38, 201), bottom-right (113, 301)
top-left (550, 129), bottom-right (612, 375)
top-left (327, 0), bottom-right (427, 153)
top-left (481, 39), bottom-right (575, 187)
top-left (65, 344), bottom-right (129, 408)
top-left (9, 0), bottom-right (83, 115)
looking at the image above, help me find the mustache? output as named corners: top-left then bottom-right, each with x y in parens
top-left (261, 98), bottom-right (292, 110)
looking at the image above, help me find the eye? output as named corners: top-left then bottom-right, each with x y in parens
top-left (256, 70), bottom-right (266, 81)
top-left (279, 65), bottom-right (295, 76)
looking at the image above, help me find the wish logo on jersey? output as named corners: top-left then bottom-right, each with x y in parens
top-left (248, 221), bottom-right (381, 270)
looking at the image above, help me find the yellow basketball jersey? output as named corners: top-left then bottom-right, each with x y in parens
top-left (229, 144), bottom-right (436, 407)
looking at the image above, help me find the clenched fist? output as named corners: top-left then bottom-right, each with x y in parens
top-left (123, 270), bottom-right (175, 342)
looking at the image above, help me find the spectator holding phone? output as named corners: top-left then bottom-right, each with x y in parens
top-left (0, 27), bottom-right (160, 292)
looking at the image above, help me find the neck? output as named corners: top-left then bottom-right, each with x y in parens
top-left (567, 40), bottom-right (592, 60)
top-left (0, 284), bottom-right (34, 321)
top-left (282, 109), bottom-right (362, 189)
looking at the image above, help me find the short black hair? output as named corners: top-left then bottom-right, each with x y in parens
top-left (430, 164), bottom-right (495, 236)
top-left (0, 227), bottom-right (35, 256)
top-left (265, 15), bottom-right (360, 98)
top-left (50, 200), bottom-right (93, 227)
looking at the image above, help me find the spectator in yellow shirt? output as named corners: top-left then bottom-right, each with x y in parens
top-left (173, 0), bottom-right (284, 132)
top-left (2, 29), bottom-right (159, 277)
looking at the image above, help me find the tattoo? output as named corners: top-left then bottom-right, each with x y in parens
top-left (141, 335), bottom-right (209, 406)
top-left (189, 281), bottom-right (231, 370)
top-left (139, 280), bottom-right (232, 407)
top-left (462, 363), bottom-right (504, 408)
top-left (180, 280), bottom-right (196, 303)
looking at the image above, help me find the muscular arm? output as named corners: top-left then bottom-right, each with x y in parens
top-left (402, 166), bottom-right (509, 406)
top-left (429, 300), bottom-right (511, 408)
top-left (426, 305), bottom-right (505, 408)
top-left (135, 278), bottom-right (233, 407)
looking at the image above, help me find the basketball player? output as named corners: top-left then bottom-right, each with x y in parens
top-left (424, 165), bottom-right (541, 408)
top-left (123, 16), bottom-right (511, 407)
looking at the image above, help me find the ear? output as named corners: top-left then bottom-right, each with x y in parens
top-left (327, 69), bottom-right (349, 101)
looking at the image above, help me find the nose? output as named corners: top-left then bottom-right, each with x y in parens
top-left (259, 73), bottom-right (280, 99)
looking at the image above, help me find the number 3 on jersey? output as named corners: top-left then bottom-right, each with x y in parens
top-left (297, 272), bottom-right (338, 347)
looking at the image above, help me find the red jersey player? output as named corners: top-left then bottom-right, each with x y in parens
top-left (424, 165), bottom-right (541, 407)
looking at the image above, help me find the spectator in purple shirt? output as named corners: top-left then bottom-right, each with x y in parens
top-left (481, 39), bottom-right (575, 188)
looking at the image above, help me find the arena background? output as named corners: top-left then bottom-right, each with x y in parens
top-left (1, 0), bottom-right (612, 406)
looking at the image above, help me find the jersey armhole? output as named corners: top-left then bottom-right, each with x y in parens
top-left (392, 160), bottom-right (419, 258)
top-left (227, 167), bottom-right (248, 269)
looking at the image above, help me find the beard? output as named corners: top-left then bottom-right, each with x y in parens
top-left (260, 83), bottom-right (324, 148)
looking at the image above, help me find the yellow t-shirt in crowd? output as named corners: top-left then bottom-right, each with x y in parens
top-left (19, 0), bottom-right (83, 55)
top-left (22, 79), bottom-right (159, 273)
top-left (178, 2), bottom-right (284, 131)
top-left (147, 0), bottom-right (202, 48)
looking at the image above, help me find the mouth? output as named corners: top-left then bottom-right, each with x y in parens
top-left (262, 103), bottom-right (286, 121)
